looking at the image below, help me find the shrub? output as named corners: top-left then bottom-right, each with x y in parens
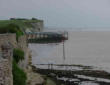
top-left (13, 48), bottom-right (24, 63)
top-left (12, 60), bottom-right (27, 85)
top-left (0, 23), bottom-right (24, 41)
top-left (32, 17), bottom-right (37, 20)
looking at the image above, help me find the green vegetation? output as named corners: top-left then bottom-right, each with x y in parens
top-left (0, 18), bottom-right (43, 40)
top-left (13, 48), bottom-right (24, 63)
top-left (12, 48), bottom-right (27, 85)
top-left (0, 24), bottom-right (24, 40)
top-left (12, 60), bottom-right (27, 85)
top-left (0, 18), bottom-right (43, 32)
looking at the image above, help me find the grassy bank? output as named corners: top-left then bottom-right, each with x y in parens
top-left (0, 18), bottom-right (43, 32)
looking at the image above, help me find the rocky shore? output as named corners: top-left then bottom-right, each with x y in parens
top-left (32, 64), bottom-right (110, 85)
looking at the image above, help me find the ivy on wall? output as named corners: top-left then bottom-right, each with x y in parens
top-left (12, 48), bottom-right (27, 85)
top-left (13, 48), bottom-right (24, 63)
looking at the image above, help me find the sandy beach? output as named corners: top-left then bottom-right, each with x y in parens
top-left (29, 31), bottom-right (110, 72)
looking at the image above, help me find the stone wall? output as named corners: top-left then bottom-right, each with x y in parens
top-left (0, 34), bottom-right (30, 70)
top-left (17, 35), bottom-right (30, 70)
top-left (0, 34), bottom-right (31, 85)
top-left (0, 34), bottom-right (17, 49)
top-left (0, 42), bottom-right (13, 85)
top-left (0, 34), bottom-right (16, 85)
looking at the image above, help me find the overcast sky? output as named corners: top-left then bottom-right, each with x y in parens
top-left (1, 0), bottom-right (110, 28)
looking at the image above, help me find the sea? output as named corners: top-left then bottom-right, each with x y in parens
top-left (29, 28), bottom-right (110, 85)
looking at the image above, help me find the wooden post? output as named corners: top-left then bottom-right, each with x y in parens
top-left (63, 41), bottom-right (65, 64)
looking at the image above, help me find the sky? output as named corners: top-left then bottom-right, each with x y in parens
top-left (1, 0), bottom-right (110, 28)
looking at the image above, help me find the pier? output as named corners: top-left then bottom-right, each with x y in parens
top-left (26, 32), bottom-right (68, 43)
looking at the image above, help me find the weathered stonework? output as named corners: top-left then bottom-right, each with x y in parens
top-left (0, 34), bottom-right (30, 85)
top-left (0, 42), bottom-right (13, 85)
top-left (0, 34), bottom-right (17, 48)
top-left (17, 35), bottom-right (30, 70)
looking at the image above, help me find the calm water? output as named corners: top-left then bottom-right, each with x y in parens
top-left (29, 31), bottom-right (110, 85)
top-left (29, 31), bottom-right (110, 72)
